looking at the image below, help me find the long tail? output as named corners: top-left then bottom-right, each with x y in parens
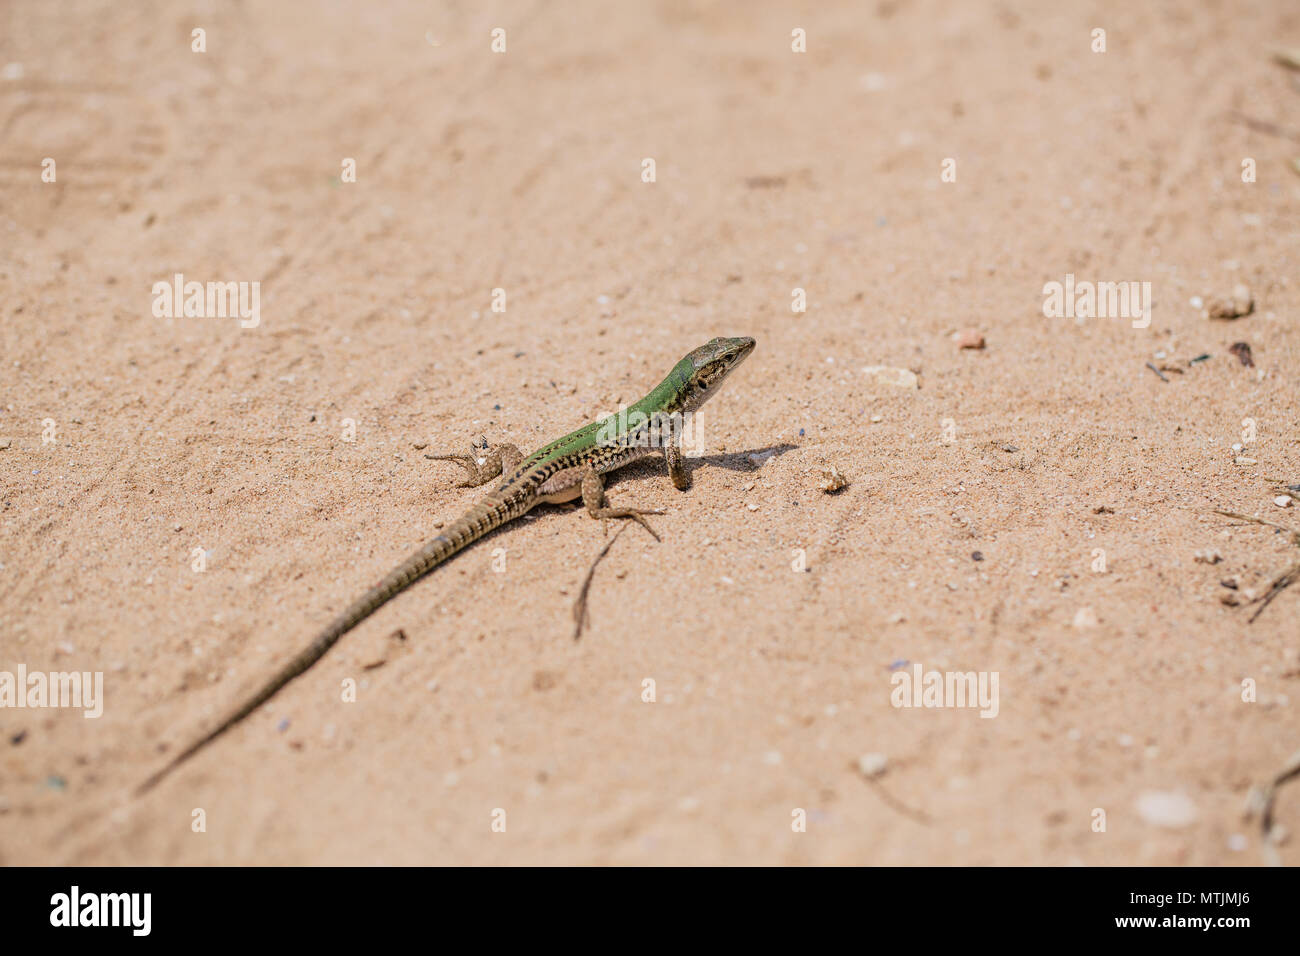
top-left (137, 497), bottom-right (514, 793)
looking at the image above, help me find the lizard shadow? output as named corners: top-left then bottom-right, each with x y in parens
top-left (608, 440), bottom-right (800, 483)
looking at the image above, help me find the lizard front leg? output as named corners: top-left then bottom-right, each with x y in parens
top-left (663, 441), bottom-right (690, 491)
top-left (426, 436), bottom-right (523, 488)
top-left (580, 469), bottom-right (663, 540)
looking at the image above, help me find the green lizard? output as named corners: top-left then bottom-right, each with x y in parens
top-left (139, 336), bottom-right (755, 791)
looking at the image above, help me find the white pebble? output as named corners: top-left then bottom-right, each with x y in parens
top-left (1136, 790), bottom-right (1198, 828)
top-left (857, 752), bottom-right (888, 778)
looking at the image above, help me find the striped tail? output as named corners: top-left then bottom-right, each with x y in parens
top-left (137, 497), bottom-right (515, 793)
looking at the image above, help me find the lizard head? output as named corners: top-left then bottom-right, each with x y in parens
top-left (676, 336), bottom-right (755, 411)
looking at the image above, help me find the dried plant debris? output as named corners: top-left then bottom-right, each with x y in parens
top-left (572, 524), bottom-right (628, 640)
top-left (1146, 361), bottom-right (1171, 383)
top-left (1244, 748), bottom-right (1300, 865)
top-left (1146, 351), bottom-right (1214, 381)
top-left (1228, 341), bottom-right (1255, 367)
top-left (1209, 509), bottom-right (1300, 622)
top-left (1274, 48), bottom-right (1300, 71)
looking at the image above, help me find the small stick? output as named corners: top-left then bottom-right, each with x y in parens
top-left (1207, 509), bottom-right (1300, 622)
top-left (865, 778), bottom-right (933, 826)
top-left (1247, 748), bottom-right (1300, 864)
top-left (572, 523), bottom-right (631, 640)
top-left (1209, 509), bottom-right (1300, 543)
top-left (1248, 561), bottom-right (1300, 623)
top-left (1145, 361), bottom-right (1170, 383)
top-left (1228, 110), bottom-right (1300, 144)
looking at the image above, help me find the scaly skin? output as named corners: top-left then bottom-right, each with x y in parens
top-left (138, 336), bottom-right (755, 792)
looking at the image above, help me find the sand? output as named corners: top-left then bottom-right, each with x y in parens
top-left (1, 0), bottom-right (1298, 865)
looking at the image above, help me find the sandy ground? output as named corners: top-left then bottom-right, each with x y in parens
top-left (1, 0), bottom-right (1298, 866)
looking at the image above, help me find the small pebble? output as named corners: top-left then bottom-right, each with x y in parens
top-left (1136, 790), bottom-right (1198, 828)
top-left (1275, 496), bottom-right (1292, 508)
top-left (1194, 549), bottom-right (1222, 564)
top-left (819, 466), bottom-right (847, 493)
top-left (857, 753), bottom-right (888, 778)
top-left (951, 328), bottom-right (986, 349)
top-left (1204, 284), bottom-right (1253, 320)
top-left (861, 365), bottom-right (918, 389)
top-left (971, 550), bottom-right (984, 561)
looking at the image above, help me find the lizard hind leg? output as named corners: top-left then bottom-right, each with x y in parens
top-left (425, 436), bottom-right (523, 488)
top-left (580, 469), bottom-right (663, 541)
